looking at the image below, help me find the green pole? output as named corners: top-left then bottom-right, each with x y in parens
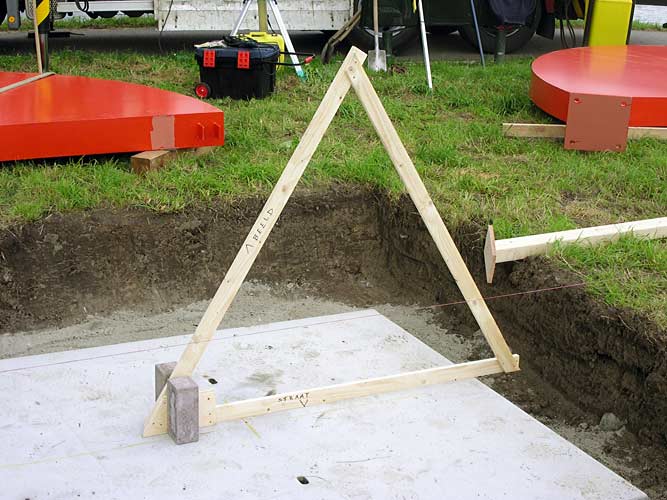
top-left (494, 27), bottom-right (506, 64)
top-left (258, 0), bottom-right (268, 32)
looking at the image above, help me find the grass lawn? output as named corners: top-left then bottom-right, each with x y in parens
top-left (0, 48), bottom-right (665, 326)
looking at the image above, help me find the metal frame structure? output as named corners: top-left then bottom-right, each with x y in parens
top-left (230, 0), bottom-right (305, 79)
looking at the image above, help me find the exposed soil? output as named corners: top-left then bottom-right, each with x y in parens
top-left (1, 187), bottom-right (666, 498)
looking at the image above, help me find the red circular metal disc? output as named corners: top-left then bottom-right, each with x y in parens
top-left (530, 45), bottom-right (667, 127)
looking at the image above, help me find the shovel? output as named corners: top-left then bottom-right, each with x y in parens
top-left (368, 0), bottom-right (387, 72)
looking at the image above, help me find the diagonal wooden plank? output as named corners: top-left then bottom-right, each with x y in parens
top-left (345, 56), bottom-right (519, 373)
top-left (143, 48), bottom-right (365, 437)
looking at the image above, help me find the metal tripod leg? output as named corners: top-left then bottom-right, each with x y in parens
top-left (469, 0), bottom-right (486, 67)
top-left (267, 0), bottom-right (305, 80)
top-left (230, 0), bottom-right (253, 36)
top-left (416, 0), bottom-right (432, 89)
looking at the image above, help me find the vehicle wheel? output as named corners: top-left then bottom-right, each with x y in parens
top-left (348, 25), bottom-right (418, 52)
top-left (195, 82), bottom-right (211, 99)
top-left (0, 2), bottom-right (7, 26)
top-left (459, 2), bottom-right (541, 54)
top-left (429, 26), bottom-right (458, 35)
top-left (97, 11), bottom-right (118, 19)
top-left (123, 11), bottom-right (145, 17)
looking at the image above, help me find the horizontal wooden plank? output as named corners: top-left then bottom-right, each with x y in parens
top-left (495, 217), bottom-right (667, 263)
top-left (502, 123), bottom-right (566, 138)
top-left (502, 123), bottom-right (667, 140)
top-left (215, 356), bottom-right (519, 423)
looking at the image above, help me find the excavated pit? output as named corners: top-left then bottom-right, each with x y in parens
top-left (1, 187), bottom-right (666, 496)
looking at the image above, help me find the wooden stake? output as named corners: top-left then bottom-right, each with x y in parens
top-left (32, 0), bottom-right (43, 74)
top-left (484, 225), bottom-right (497, 284)
top-left (485, 217), bottom-right (667, 283)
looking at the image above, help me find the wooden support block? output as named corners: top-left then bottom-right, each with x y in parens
top-left (131, 147), bottom-right (217, 175)
top-left (131, 150), bottom-right (174, 175)
top-left (167, 376), bottom-right (199, 445)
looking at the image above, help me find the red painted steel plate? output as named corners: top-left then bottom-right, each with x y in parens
top-left (564, 93), bottom-right (631, 151)
top-left (0, 72), bottom-right (224, 162)
top-left (530, 45), bottom-right (667, 127)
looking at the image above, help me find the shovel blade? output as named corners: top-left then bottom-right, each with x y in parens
top-left (368, 50), bottom-right (387, 72)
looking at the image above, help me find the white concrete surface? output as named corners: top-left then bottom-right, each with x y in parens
top-left (0, 310), bottom-right (647, 500)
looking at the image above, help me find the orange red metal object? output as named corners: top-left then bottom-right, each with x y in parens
top-left (0, 72), bottom-right (224, 162)
top-left (530, 45), bottom-right (667, 127)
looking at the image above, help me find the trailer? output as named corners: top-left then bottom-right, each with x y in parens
top-left (1, 0), bottom-right (353, 32)
top-left (2, 0), bottom-right (667, 54)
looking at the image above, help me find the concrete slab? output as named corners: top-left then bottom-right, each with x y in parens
top-left (0, 310), bottom-right (646, 500)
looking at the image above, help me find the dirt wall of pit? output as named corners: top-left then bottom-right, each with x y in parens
top-left (377, 195), bottom-right (667, 445)
top-left (1, 188), bottom-right (665, 443)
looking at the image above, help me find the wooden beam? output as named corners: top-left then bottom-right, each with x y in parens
top-left (215, 356), bottom-right (520, 423)
top-left (346, 57), bottom-right (519, 374)
top-left (502, 123), bottom-right (667, 140)
top-left (131, 150), bottom-right (173, 175)
top-left (484, 217), bottom-right (667, 283)
top-left (143, 48), bottom-right (364, 438)
top-left (131, 147), bottom-right (216, 175)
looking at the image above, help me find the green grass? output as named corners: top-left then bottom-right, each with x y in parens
top-left (632, 20), bottom-right (667, 31)
top-left (0, 50), bottom-right (665, 326)
top-left (550, 237), bottom-right (667, 328)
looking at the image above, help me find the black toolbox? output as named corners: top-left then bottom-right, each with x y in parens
top-left (194, 41), bottom-right (280, 100)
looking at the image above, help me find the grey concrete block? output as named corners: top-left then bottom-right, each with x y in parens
top-left (155, 361), bottom-right (177, 400)
top-left (167, 376), bottom-right (199, 445)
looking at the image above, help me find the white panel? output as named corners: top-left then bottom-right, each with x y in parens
top-left (0, 311), bottom-right (646, 500)
top-left (156, 0), bottom-right (353, 31)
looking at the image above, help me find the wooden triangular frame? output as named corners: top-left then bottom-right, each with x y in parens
top-left (143, 47), bottom-right (520, 438)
